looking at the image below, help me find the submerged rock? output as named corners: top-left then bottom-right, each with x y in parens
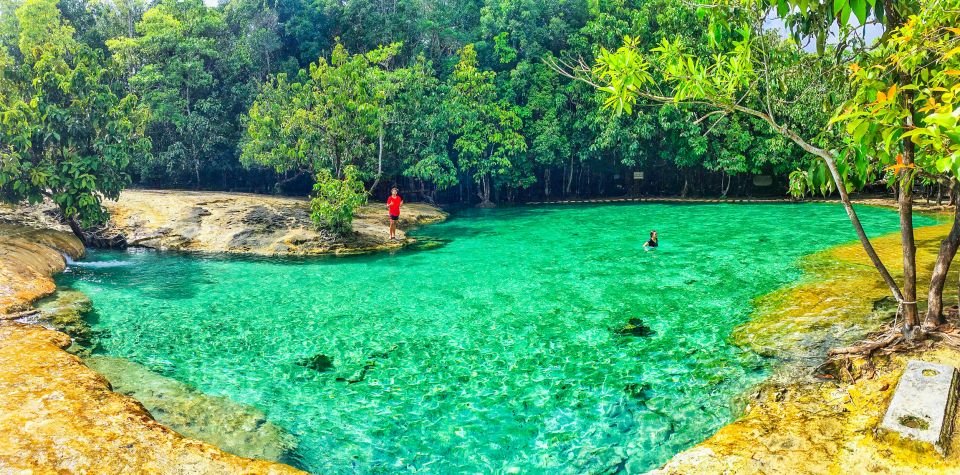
top-left (615, 318), bottom-right (655, 337)
top-left (34, 290), bottom-right (94, 348)
top-left (298, 353), bottom-right (334, 372)
top-left (86, 356), bottom-right (298, 463)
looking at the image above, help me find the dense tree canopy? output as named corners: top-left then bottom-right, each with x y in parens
top-left (3, 0), bottom-right (955, 242)
top-left (1, 0), bottom-right (825, 208)
top-left (0, 0), bottom-right (149, 235)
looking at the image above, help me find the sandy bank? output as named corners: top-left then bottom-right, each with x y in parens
top-left (0, 224), bottom-right (304, 474)
top-left (100, 189), bottom-right (447, 255)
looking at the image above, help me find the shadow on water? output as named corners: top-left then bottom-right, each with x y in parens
top-left (61, 249), bottom-right (209, 301)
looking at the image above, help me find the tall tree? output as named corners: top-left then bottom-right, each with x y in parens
top-left (107, 0), bottom-right (237, 188)
top-left (446, 44), bottom-right (526, 206)
top-left (241, 42), bottom-right (404, 183)
top-left (0, 0), bottom-right (149, 239)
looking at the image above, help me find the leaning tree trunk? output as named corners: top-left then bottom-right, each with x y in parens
top-left (66, 216), bottom-right (88, 245)
top-left (367, 129), bottom-right (384, 195)
top-left (925, 195), bottom-right (960, 328)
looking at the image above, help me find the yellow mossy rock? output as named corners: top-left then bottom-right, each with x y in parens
top-left (0, 224), bottom-right (84, 314)
top-left (734, 218), bottom-right (954, 361)
top-left (652, 347), bottom-right (960, 475)
top-left (656, 212), bottom-right (960, 474)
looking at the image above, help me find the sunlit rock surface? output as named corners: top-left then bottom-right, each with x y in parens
top-left (0, 224), bottom-right (83, 314)
top-left (648, 347), bottom-right (960, 475)
top-left (101, 189), bottom-right (446, 255)
top-left (0, 222), bottom-right (304, 474)
top-left (651, 215), bottom-right (960, 474)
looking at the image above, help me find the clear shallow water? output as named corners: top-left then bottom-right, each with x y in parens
top-left (58, 203), bottom-right (926, 474)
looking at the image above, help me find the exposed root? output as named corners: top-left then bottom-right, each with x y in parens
top-left (827, 323), bottom-right (960, 360)
top-left (828, 333), bottom-right (902, 357)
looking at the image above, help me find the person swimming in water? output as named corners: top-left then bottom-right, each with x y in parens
top-left (644, 230), bottom-right (658, 249)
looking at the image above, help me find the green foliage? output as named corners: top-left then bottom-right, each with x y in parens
top-left (107, 0), bottom-right (230, 186)
top-left (394, 57), bottom-right (458, 194)
top-left (3, 0), bottom-right (883, 205)
top-left (0, 0), bottom-right (149, 227)
top-left (310, 165), bottom-right (367, 233)
top-left (242, 41), bottom-right (403, 180)
top-left (446, 44), bottom-right (526, 203)
top-left (831, 3), bottom-right (960, 183)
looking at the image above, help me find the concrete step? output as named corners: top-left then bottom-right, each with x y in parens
top-left (880, 360), bottom-right (959, 455)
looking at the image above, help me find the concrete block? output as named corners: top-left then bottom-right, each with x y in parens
top-left (880, 360), bottom-right (959, 455)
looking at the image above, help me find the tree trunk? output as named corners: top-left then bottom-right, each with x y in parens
top-left (899, 82), bottom-right (920, 330)
top-left (544, 168), bottom-right (551, 197)
top-left (565, 156), bottom-right (574, 194)
top-left (67, 216), bottom-right (87, 245)
top-left (680, 176), bottom-right (689, 198)
top-left (925, 198), bottom-right (960, 328)
top-left (477, 175), bottom-right (493, 207)
top-left (367, 129), bottom-right (384, 194)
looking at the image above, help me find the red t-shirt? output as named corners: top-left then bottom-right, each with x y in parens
top-left (387, 195), bottom-right (402, 216)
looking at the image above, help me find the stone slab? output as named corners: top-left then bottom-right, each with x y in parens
top-left (880, 360), bottom-right (959, 455)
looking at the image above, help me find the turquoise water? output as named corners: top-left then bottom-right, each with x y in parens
top-left (59, 203), bottom-right (925, 473)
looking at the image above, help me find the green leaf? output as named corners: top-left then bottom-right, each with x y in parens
top-left (834, 0), bottom-right (846, 15)
top-left (777, 0), bottom-right (789, 17)
top-left (936, 156), bottom-right (952, 173)
top-left (850, 0), bottom-right (867, 24)
top-left (840, 5), bottom-right (852, 25)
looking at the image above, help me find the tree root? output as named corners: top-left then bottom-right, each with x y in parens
top-left (824, 320), bottom-right (960, 364)
top-left (827, 333), bottom-right (902, 357)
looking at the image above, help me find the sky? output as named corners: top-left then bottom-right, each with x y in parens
top-left (763, 10), bottom-right (885, 52)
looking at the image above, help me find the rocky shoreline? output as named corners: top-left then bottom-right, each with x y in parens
top-left (0, 224), bottom-right (305, 473)
top-left (0, 190), bottom-right (449, 473)
top-left (95, 189), bottom-right (447, 255)
top-left (650, 217), bottom-right (960, 474)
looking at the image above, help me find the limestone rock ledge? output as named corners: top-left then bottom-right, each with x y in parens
top-left (100, 189), bottom-right (447, 256)
top-left (0, 322), bottom-right (303, 474)
top-left (0, 224), bottom-right (84, 314)
top-left (647, 347), bottom-right (960, 475)
top-left (0, 224), bottom-right (304, 474)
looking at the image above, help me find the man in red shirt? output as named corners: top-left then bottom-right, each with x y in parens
top-left (386, 186), bottom-right (403, 240)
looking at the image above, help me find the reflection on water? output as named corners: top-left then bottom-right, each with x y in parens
top-left (58, 203), bottom-right (926, 474)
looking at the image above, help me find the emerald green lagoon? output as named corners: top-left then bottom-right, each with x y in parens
top-left (58, 203), bottom-right (925, 473)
